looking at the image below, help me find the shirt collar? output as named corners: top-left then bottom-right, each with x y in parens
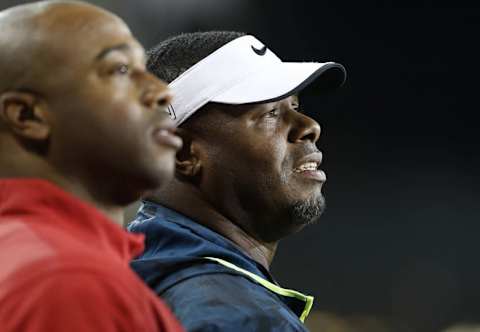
top-left (0, 178), bottom-right (144, 262)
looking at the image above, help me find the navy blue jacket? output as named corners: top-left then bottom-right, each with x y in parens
top-left (129, 201), bottom-right (313, 332)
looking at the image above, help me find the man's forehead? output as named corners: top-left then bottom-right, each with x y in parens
top-left (0, 1), bottom-right (118, 27)
top-left (181, 94), bottom-right (301, 133)
top-left (205, 95), bottom-right (300, 118)
top-left (28, 2), bottom-right (131, 44)
top-left (0, 1), bottom-right (137, 93)
top-left (0, 2), bottom-right (133, 50)
top-left (44, 9), bottom-right (137, 63)
top-left (255, 95), bottom-right (299, 108)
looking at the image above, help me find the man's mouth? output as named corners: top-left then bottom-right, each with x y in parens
top-left (293, 153), bottom-right (326, 182)
top-left (152, 126), bottom-right (183, 150)
top-left (294, 161), bottom-right (320, 172)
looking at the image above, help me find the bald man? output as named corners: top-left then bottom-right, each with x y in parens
top-left (0, 1), bottom-right (183, 331)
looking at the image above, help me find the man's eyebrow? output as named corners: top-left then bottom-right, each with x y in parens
top-left (95, 43), bottom-right (131, 61)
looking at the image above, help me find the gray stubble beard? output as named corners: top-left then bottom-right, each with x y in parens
top-left (290, 194), bottom-right (326, 226)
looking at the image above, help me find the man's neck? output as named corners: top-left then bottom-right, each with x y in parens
top-left (0, 145), bottom-right (125, 225)
top-left (52, 175), bottom-right (125, 226)
top-left (152, 182), bottom-right (278, 269)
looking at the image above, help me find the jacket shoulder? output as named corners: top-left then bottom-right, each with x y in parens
top-left (162, 273), bottom-right (308, 332)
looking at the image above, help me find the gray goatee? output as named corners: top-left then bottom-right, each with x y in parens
top-left (290, 195), bottom-right (326, 226)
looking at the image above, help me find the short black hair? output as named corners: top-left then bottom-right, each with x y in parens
top-left (147, 31), bottom-right (246, 83)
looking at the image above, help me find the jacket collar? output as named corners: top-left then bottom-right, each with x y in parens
top-left (130, 200), bottom-right (274, 280)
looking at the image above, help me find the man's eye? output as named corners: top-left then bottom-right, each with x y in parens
top-left (112, 64), bottom-right (130, 75)
top-left (264, 109), bottom-right (279, 118)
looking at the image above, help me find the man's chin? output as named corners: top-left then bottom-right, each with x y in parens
top-left (289, 194), bottom-right (326, 226)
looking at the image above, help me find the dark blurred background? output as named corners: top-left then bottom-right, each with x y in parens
top-left (1, 0), bottom-right (478, 331)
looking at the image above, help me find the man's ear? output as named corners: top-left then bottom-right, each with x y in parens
top-left (174, 128), bottom-right (202, 179)
top-left (0, 91), bottom-right (51, 140)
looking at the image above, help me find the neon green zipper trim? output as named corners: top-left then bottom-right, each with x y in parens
top-left (204, 256), bottom-right (314, 323)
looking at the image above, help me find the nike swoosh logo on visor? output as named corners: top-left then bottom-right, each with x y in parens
top-left (251, 45), bottom-right (267, 56)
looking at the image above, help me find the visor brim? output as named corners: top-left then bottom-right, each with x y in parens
top-left (211, 62), bottom-right (346, 105)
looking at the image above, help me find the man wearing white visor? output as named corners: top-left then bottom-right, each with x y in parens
top-left (129, 31), bottom-right (346, 331)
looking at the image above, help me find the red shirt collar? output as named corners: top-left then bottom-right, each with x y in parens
top-left (0, 178), bottom-right (145, 263)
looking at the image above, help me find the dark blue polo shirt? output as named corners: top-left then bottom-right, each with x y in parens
top-left (129, 201), bottom-right (313, 332)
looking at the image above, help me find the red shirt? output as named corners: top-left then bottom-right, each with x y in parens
top-left (0, 179), bottom-right (184, 332)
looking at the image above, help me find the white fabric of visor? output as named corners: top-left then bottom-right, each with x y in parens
top-left (167, 35), bottom-right (329, 125)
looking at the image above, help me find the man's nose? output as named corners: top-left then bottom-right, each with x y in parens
top-left (288, 111), bottom-right (321, 144)
top-left (140, 72), bottom-right (172, 110)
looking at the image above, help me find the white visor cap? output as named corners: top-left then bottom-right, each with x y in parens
top-left (167, 35), bottom-right (346, 126)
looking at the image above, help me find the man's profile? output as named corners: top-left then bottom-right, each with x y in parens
top-left (0, 1), bottom-right (183, 331)
top-left (129, 31), bottom-right (346, 331)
